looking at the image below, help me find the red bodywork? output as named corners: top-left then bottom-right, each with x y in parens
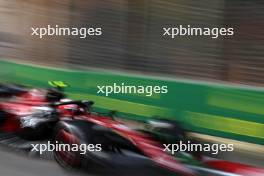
top-left (59, 110), bottom-right (264, 176)
top-left (205, 160), bottom-right (264, 176)
top-left (0, 89), bottom-right (48, 132)
top-left (86, 116), bottom-right (195, 175)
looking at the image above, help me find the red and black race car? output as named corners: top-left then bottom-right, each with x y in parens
top-left (0, 83), bottom-right (263, 176)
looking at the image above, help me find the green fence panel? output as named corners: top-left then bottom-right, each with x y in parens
top-left (0, 60), bottom-right (263, 144)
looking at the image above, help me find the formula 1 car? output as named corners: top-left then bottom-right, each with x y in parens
top-left (0, 83), bottom-right (263, 176)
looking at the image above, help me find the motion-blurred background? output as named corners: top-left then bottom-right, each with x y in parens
top-left (0, 0), bottom-right (263, 174)
top-left (1, 0), bottom-right (264, 86)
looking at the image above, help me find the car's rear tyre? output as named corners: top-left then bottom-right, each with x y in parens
top-left (53, 120), bottom-right (92, 169)
top-left (53, 120), bottom-right (138, 171)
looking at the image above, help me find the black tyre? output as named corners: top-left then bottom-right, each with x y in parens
top-left (53, 120), bottom-right (138, 171)
top-left (53, 120), bottom-right (94, 169)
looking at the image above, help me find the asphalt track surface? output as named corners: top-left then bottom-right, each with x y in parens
top-left (0, 133), bottom-right (263, 176)
top-left (0, 149), bottom-right (74, 176)
top-left (0, 133), bottom-right (171, 176)
top-left (0, 147), bottom-right (173, 176)
top-left (1, 143), bottom-right (263, 176)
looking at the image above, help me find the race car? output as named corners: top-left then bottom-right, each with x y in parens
top-left (0, 83), bottom-right (263, 176)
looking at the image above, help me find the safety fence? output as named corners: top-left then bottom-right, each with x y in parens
top-left (1, 60), bottom-right (263, 144)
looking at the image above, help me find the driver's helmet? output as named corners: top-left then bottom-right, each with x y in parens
top-left (58, 99), bottom-right (79, 116)
top-left (46, 88), bottom-right (65, 102)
